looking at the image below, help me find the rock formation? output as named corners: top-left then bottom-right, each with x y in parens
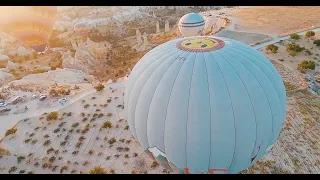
top-left (136, 29), bottom-right (142, 44)
top-left (156, 21), bottom-right (160, 34)
top-left (0, 55), bottom-right (9, 68)
top-left (165, 19), bottom-right (170, 32)
top-left (17, 46), bottom-right (32, 56)
top-left (143, 32), bottom-right (148, 45)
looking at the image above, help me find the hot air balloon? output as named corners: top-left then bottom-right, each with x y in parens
top-left (74, 22), bottom-right (89, 40)
top-left (0, 6), bottom-right (57, 53)
top-left (178, 13), bottom-right (205, 37)
top-left (124, 36), bottom-right (286, 174)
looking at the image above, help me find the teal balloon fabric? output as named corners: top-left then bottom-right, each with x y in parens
top-left (124, 36), bottom-right (286, 174)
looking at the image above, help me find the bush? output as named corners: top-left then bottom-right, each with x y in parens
top-left (90, 166), bottom-right (107, 174)
top-left (286, 43), bottom-right (304, 53)
top-left (17, 156), bottom-right (25, 164)
top-left (266, 44), bottom-right (279, 53)
top-left (81, 124), bottom-right (90, 134)
top-left (297, 60), bottom-right (316, 73)
top-left (71, 123), bottom-right (79, 128)
top-left (313, 40), bottom-right (320, 46)
top-left (49, 89), bottom-right (57, 96)
top-left (108, 137), bottom-right (116, 144)
top-left (60, 166), bottom-right (68, 174)
top-left (95, 83), bottom-right (105, 91)
top-left (151, 161), bottom-right (159, 168)
top-left (84, 104), bottom-right (90, 108)
top-left (5, 127), bottom-right (17, 136)
top-left (8, 166), bottom-right (17, 174)
top-left (290, 33), bottom-right (300, 40)
top-left (101, 121), bottom-right (112, 130)
top-left (46, 111), bottom-right (59, 121)
top-left (43, 140), bottom-right (51, 146)
top-left (305, 31), bottom-right (315, 38)
top-left (109, 169), bottom-right (115, 174)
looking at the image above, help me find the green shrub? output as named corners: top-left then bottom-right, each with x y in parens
top-left (46, 111), bottom-right (58, 121)
top-left (290, 33), bottom-right (300, 40)
top-left (297, 60), bottom-right (316, 73)
top-left (266, 44), bottom-right (279, 53)
top-left (305, 31), bottom-right (315, 38)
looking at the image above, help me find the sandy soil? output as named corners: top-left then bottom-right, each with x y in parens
top-left (229, 6), bottom-right (320, 37)
top-left (0, 81), bottom-right (169, 174)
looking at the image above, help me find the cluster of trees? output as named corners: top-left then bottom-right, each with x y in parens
top-left (297, 60), bottom-right (316, 73)
top-left (266, 44), bottom-right (279, 53)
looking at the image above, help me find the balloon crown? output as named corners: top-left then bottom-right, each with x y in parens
top-left (176, 37), bottom-right (225, 52)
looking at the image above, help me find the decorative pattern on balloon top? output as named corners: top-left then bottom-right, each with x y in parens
top-left (176, 37), bottom-right (225, 52)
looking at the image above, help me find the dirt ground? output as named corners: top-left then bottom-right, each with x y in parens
top-left (229, 6), bottom-right (320, 37)
top-left (216, 30), bottom-right (271, 45)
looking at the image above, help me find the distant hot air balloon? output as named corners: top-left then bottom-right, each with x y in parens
top-left (0, 6), bottom-right (57, 53)
top-left (124, 36), bottom-right (286, 174)
top-left (74, 22), bottom-right (89, 40)
top-left (178, 13), bottom-right (205, 37)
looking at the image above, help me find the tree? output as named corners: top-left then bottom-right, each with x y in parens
top-left (290, 33), bottom-right (300, 40)
top-left (305, 31), bottom-right (315, 38)
top-left (286, 43), bottom-right (304, 53)
top-left (266, 44), bottom-right (279, 53)
top-left (297, 60), bottom-right (316, 73)
top-left (94, 83), bottom-right (105, 91)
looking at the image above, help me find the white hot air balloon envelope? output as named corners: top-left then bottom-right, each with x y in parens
top-left (125, 36), bottom-right (287, 174)
top-left (178, 13), bottom-right (205, 37)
